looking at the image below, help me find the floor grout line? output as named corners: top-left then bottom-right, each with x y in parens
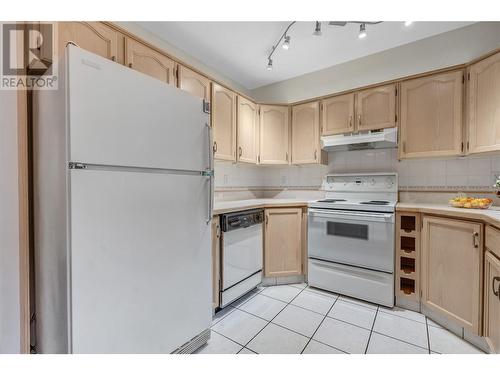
top-left (364, 306), bottom-right (379, 354)
top-left (425, 316), bottom-right (431, 354)
top-left (300, 294), bottom-right (339, 354)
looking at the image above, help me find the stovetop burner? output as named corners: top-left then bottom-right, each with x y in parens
top-left (359, 200), bottom-right (390, 205)
top-left (317, 199), bottom-right (347, 203)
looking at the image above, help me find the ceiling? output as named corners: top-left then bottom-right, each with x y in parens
top-left (137, 21), bottom-right (474, 90)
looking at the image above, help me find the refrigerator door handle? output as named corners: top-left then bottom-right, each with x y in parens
top-left (205, 122), bottom-right (214, 223)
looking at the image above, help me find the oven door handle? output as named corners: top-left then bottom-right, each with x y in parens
top-left (308, 208), bottom-right (394, 222)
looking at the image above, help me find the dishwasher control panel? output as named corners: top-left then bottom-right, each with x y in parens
top-left (221, 209), bottom-right (264, 232)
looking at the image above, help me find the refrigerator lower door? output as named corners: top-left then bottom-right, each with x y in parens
top-left (69, 169), bottom-right (212, 353)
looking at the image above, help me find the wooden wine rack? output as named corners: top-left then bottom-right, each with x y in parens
top-left (395, 212), bottom-right (421, 311)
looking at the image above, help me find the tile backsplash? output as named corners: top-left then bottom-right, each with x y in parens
top-left (215, 149), bottom-right (500, 191)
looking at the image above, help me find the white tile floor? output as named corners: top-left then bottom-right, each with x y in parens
top-left (195, 283), bottom-right (486, 354)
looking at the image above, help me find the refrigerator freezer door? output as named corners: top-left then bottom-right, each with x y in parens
top-left (67, 45), bottom-right (210, 172)
top-left (69, 169), bottom-right (212, 353)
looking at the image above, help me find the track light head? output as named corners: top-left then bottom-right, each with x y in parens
top-left (313, 21), bottom-right (322, 36)
top-left (358, 23), bottom-right (367, 39)
top-left (282, 35), bottom-right (291, 50)
top-left (266, 58), bottom-right (273, 71)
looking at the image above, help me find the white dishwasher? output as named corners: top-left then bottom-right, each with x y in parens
top-left (220, 209), bottom-right (263, 308)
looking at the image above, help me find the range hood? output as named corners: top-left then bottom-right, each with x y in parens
top-left (321, 127), bottom-right (398, 152)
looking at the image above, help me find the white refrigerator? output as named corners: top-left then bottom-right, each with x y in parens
top-left (34, 45), bottom-right (213, 353)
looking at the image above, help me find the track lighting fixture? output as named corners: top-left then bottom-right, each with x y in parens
top-left (266, 58), bottom-right (273, 71)
top-left (313, 21), bottom-right (322, 36)
top-left (282, 35), bottom-right (291, 50)
top-left (358, 23), bottom-right (367, 39)
top-left (266, 21), bottom-right (383, 70)
top-left (404, 21), bottom-right (413, 27)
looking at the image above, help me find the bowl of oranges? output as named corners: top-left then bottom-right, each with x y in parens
top-left (449, 196), bottom-right (493, 209)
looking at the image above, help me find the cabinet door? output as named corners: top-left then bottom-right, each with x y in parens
top-left (356, 84), bottom-right (396, 131)
top-left (259, 105), bottom-right (289, 164)
top-left (467, 52), bottom-right (500, 154)
top-left (264, 208), bottom-right (302, 277)
top-left (320, 93), bottom-right (355, 135)
top-left (125, 38), bottom-right (175, 85)
top-left (211, 216), bottom-right (221, 310)
top-left (178, 65), bottom-right (211, 102)
top-left (291, 101), bottom-right (320, 164)
top-left (400, 71), bottom-right (463, 158)
top-left (484, 251), bottom-right (500, 353)
top-left (212, 84), bottom-right (237, 161)
top-left (421, 216), bottom-right (482, 334)
top-left (237, 96), bottom-right (259, 164)
top-left (57, 22), bottom-right (120, 62)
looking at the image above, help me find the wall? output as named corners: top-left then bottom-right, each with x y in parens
top-left (115, 22), bottom-right (253, 98)
top-left (0, 90), bottom-right (21, 353)
top-left (251, 22), bottom-right (500, 103)
top-left (214, 148), bottom-right (497, 199)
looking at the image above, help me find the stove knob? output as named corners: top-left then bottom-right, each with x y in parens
top-left (370, 179), bottom-right (376, 185)
top-left (386, 178), bottom-right (394, 188)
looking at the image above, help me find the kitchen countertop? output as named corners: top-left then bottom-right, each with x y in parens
top-left (213, 199), bottom-right (310, 215)
top-left (396, 202), bottom-right (500, 228)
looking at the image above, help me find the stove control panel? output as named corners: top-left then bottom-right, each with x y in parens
top-left (324, 173), bottom-right (398, 193)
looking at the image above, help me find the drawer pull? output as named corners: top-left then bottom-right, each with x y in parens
top-left (493, 276), bottom-right (500, 299)
top-left (473, 232), bottom-right (479, 248)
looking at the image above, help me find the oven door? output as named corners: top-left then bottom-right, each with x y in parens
top-left (307, 208), bottom-right (395, 272)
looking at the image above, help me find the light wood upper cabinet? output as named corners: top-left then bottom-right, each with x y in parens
top-left (400, 70), bottom-right (463, 159)
top-left (421, 216), bottom-right (483, 335)
top-left (57, 22), bottom-right (121, 62)
top-left (264, 208), bottom-right (302, 277)
top-left (212, 84), bottom-right (237, 161)
top-left (321, 93), bottom-right (355, 135)
top-left (259, 105), bottom-right (289, 165)
top-left (484, 250), bottom-right (500, 353)
top-left (237, 96), bottom-right (259, 164)
top-left (125, 38), bottom-right (175, 85)
top-left (291, 102), bottom-right (321, 164)
top-left (356, 84), bottom-right (396, 131)
top-left (178, 65), bottom-right (211, 102)
top-left (467, 51), bottom-right (500, 154)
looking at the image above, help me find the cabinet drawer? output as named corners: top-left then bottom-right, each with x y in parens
top-left (486, 226), bottom-right (500, 259)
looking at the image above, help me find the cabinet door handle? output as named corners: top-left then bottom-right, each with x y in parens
top-left (265, 215), bottom-right (269, 225)
top-left (473, 232), bottom-right (479, 248)
top-left (286, 152), bottom-right (289, 162)
top-left (493, 276), bottom-right (500, 299)
top-left (128, 62), bottom-right (133, 68)
top-left (349, 115), bottom-right (353, 128)
top-left (314, 150), bottom-right (317, 160)
top-left (358, 114), bottom-right (362, 126)
top-left (238, 146), bottom-right (242, 157)
top-left (213, 141), bottom-right (218, 153)
top-left (111, 55), bottom-right (116, 62)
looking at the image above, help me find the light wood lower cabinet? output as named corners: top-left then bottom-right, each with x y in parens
top-left (212, 84), bottom-right (237, 161)
top-left (320, 93), bottom-right (355, 135)
top-left (467, 51), bottom-right (500, 154)
top-left (264, 208), bottom-right (302, 277)
top-left (211, 216), bottom-right (221, 310)
top-left (259, 105), bottom-right (290, 165)
top-left (484, 250), bottom-right (500, 353)
top-left (57, 22), bottom-right (121, 62)
top-left (421, 216), bottom-right (483, 335)
top-left (177, 64), bottom-right (211, 102)
top-left (399, 70), bottom-right (464, 159)
top-left (356, 84), bottom-right (396, 131)
top-left (125, 38), bottom-right (176, 85)
top-left (291, 101), bottom-right (322, 164)
top-left (237, 96), bottom-right (259, 164)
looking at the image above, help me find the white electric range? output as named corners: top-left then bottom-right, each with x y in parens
top-left (307, 173), bottom-right (398, 307)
